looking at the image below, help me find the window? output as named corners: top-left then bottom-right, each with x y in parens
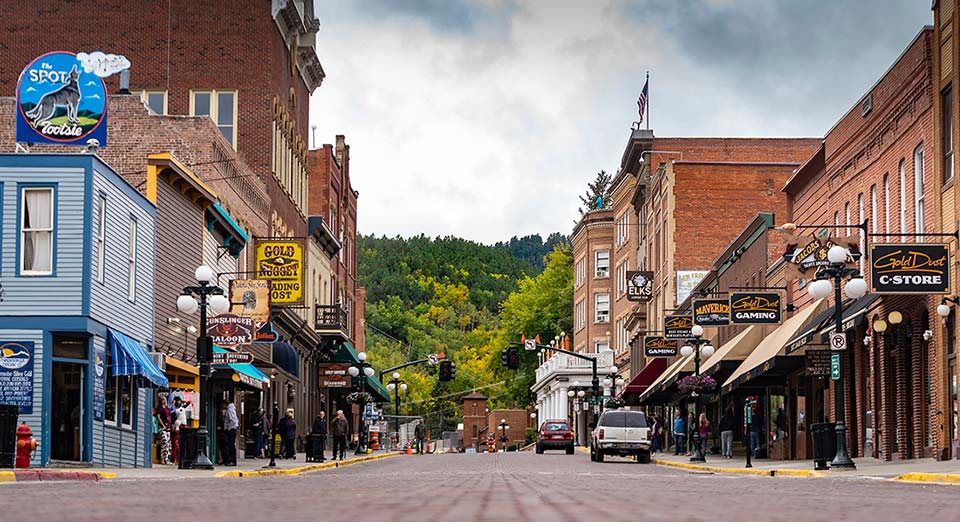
top-left (915, 144), bottom-right (925, 239)
top-left (576, 300), bottom-right (586, 331)
top-left (594, 341), bottom-right (610, 353)
top-left (139, 90), bottom-right (167, 115)
top-left (616, 212), bottom-right (630, 247)
top-left (595, 293), bottom-right (610, 323)
top-left (127, 219), bottom-right (137, 301)
top-left (844, 202), bottom-right (851, 236)
top-left (834, 211), bottom-right (840, 238)
top-left (190, 90), bottom-right (237, 147)
top-left (944, 85), bottom-right (954, 184)
top-left (20, 187), bottom-right (54, 275)
top-left (595, 250), bottom-right (610, 278)
top-left (899, 159), bottom-right (907, 241)
top-left (103, 348), bottom-right (135, 429)
top-left (96, 195), bottom-right (105, 283)
top-left (883, 174), bottom-right (890, 233)
top-left (870, 185), bottom-right (877, 234)
top-left (616, 261), bottom-right (629, 297)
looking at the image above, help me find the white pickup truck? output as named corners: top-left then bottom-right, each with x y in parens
top-left (590, 410), bottom-right (652, 463)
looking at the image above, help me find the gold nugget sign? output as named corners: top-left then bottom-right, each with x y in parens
top-left (870, 244), bottom-right (950, 295)
top-left (255, 239), bottom-right (305, 305)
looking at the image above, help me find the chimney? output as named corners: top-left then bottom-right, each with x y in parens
top-left (118, 69), bottom-right (130, 94)
top-left (335, 135), bottom-right (345, 166)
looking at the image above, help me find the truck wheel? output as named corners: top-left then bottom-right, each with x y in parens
top-left (566, 445), bottom-right (574, 455)
top-left (596, 449), bottom-right (604, 463)
top-left (638, 451), bottom-right (651, 464)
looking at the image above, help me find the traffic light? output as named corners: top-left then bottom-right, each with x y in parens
top-left (449, 362), bottom-right (457, 380)
top-left (503, 347), bottom-right (520, 370)
top-left (439, 360), bottom-right (453, 381)
top-left (501, 348), bottom-right (510, 368)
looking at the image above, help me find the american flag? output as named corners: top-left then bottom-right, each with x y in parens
top-left (637, 78), bottom-right (649, 124)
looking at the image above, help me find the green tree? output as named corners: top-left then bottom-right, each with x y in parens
top-left (578, 170), bottom-right (612, 215)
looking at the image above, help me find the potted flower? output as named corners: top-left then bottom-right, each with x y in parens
top-left (677, 374), bottom-right (717, 396)
top-left (604, 397), bottom-right (625, 409)
top-left (346, 391), bottom-right (373, 405)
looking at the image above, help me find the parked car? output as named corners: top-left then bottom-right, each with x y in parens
top-left (536, 420), bottom-right (575, 454)
top-left (590, 410), bottom-right (651, 463)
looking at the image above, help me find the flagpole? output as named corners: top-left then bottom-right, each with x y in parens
top-left (646, 70), bottom-right (650, 130)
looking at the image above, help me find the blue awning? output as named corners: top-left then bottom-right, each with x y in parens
top-left (213, 346), bottom-right (269, 385)
top-left (108, 329), bottom-right (168, 388)
top-left (211, 202), bottom-right (249, 244)
top-left (273, 341), bottom-right (299, 377)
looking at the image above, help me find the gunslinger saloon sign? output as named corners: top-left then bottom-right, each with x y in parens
top-left (730, 293), bottom-right (782, 324)
top-left (870, 244), bottom-right (950, 294)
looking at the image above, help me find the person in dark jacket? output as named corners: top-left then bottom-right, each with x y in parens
top-left (279, 409), bottom-right (298, 459)
top-left (414, 419), bottom-right (427, 454)
top-left (719, 405), bottom-right (736, 458)
top-left (311, 411), bottom-right (328, 462)
top-left (332, 410), bottom-right (349, 460)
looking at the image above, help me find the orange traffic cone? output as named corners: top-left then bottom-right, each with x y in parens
top-left (405, 441), bottom-right (413, 455)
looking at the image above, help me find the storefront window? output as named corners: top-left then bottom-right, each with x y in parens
top-left (120, 377), bottom-right (132, 428)
top-left (104, 349), bottom-right (116, 424)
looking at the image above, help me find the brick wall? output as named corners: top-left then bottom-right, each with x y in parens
top-left (572, 210), bottom-right (615, 354)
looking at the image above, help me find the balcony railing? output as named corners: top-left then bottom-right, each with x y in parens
top-left (534, 350), bottom-right (615, 384)
top-left (315, 304), bottom-right (349, 339)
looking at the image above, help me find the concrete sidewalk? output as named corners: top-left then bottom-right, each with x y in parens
top-left (651, 451), bottom-right (960, 483)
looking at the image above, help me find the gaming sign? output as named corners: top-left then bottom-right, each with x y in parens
top-left (16, 51), bottom-right (129, 146)
top-left (870, 244), bottom-right (950, 294)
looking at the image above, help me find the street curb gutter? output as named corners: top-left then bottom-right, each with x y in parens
top-left (893, 472), bottom-right (960, 485)
top-left (653, 459), bottom-right (825, 478)
top-left (0, 470), bottom-right (115, 483)
top-left (214, 452), bottom-right (401, 478)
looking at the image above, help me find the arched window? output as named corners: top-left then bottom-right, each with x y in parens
top-left (915, 143), bottom-right (925, 240)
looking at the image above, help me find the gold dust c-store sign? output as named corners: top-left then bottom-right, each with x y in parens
top-left (870, 244), bottom-right (949, 294)
top-left (255, 239), bottom-right (305, 305)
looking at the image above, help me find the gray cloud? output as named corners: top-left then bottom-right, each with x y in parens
top-left (354, 0), bottom-right (518, 35)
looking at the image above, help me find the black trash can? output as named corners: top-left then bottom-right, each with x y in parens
top-left (178, 427), bottom-right (199, 470)
top-left (305, 434), bottom-right (325, 462)
top-left (0, 405), bottom-right (18, 469)
top-left (810, 422), bottom-right (837, 470)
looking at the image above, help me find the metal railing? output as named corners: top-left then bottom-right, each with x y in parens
top-left (314, 304), bottom-right (349, 335)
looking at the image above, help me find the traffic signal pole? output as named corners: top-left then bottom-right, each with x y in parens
top-left (510, 342), bottom-right (601, 404)
top-left (378, 357), bottom-right (435, 383)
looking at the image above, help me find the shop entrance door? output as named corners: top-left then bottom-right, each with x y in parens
top-left (51, 362), bottom-right (84, 461)
top-left (950, 361), bottom-right (957, 459)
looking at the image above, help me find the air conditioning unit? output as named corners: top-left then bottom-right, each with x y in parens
top-left (149, 352), bottom-right (167, 372)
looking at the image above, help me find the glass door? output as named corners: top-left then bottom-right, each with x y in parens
top-left (51, 362), bottom-right (84, 461)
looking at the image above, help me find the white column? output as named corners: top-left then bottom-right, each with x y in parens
top-left (558, 386), bottom-right (568, 421)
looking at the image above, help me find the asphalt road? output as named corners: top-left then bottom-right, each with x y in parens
top-left (2, 452), bottom-right (956, 522)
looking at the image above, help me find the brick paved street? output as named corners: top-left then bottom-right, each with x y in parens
top-left (1, 452), bottom-right (957, 522)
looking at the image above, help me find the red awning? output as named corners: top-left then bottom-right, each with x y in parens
top-left (619, 358), bottom-right (668, 397)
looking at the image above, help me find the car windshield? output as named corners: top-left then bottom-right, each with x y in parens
top-left (544, 422), bottom-right (569, 431)
top-left (599, 411), bottom-right (647, 428)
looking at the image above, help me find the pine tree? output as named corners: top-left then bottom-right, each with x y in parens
top-left (578, 170), bottom-right (612, 215)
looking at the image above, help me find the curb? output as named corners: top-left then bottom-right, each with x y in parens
top-left (653, 459), bottom-right (825, 478)
top-left (892, 472), bottom-right (960, 485)
top-left (214, 452), bottom-right (401, 478)
top-left (0, 470), bottom-right (114, 483)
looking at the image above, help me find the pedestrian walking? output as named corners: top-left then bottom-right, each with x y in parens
top-left (279, 409), bottom-right (298, 459)
top-left (698, 413), bottom-right (710, 456)
top-left (311, 411), bottom-right (328, 462)
top-left (252, 408), bottom-right (265, 459)
top-left (222, 402), bottom-right (239, 466)
top-left (745, 396), bottom-right (760, 458)
top-left (672, 409), bottom-right (685, 455)
top-left (332, 410), bottom-right (349, 460)
top-left (686, 411), bottom-right (696, 455)
top-left (171, 397), bottom-right (188, 463)
top-left (414, 419), bottom-right (427, 454)
top-left (719, 404), bottom-right (736, 458)
top-left (649, 414), bottom-right (661, 454)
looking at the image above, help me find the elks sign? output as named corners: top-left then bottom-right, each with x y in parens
top-left (730, 293), bottom-right (782, 324)
top-left (644, 336), bottom-right (678, 357)
top-left (664, 315), bottom-right (694, 340)
top-left (870, 244), bottom-right (950, 294)
top-left (626, 271), bottom-right (654, 302)
top-left (693, 299), bottom-right (730, 326)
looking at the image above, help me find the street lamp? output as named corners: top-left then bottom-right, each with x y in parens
top-left (176, 265), bottom-right (230, 470)
top-left (498, 419), bottom-right (510, 448)
top-left (386, 372), bottom-right (407, 448)
top-left (681, 324), bottom-right (715, 463)
top-left (806, 245), bottom-right (867, 469)
top-left (347, 351), bottom-right (377, 454)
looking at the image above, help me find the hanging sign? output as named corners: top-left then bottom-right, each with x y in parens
top-left (212, 351), bottom-right (253, 365)
top-left (230, 279), bottom-right (271, 323)
top-left (805, 350), bottom-right (832, 376)
top-left (676, 270), bottom-right (709, 306)
top-left (16, 51), bottom-right (128, 146)
top-left (664, 315), bottom-right (694, 340)
top-left (255, 239), bottom-right (305, 305)
top-left (644, 336), bottom-right (678, 357)
top-left (207, 314), bottom-right (254, 347)
top-left (626, 271), bottom-right (654, 302)
top-left (319, 363), bottom-right (353, 388)
top-left (781, 233), bottom-right (860, 281)
top-left (92, 342), bottom-right (106, 421)
top-left (0, 341), bottom-right (34, 414)
top-left (869, 243), bottom-right (950, 294)
top-left (253, 321), bottom-right (279, 344)
top-left (730, 293), bottom-right (782, 324)
top-left (693, 298), bottom-right (730, 326)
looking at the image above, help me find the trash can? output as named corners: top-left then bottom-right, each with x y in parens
top-left (178, 427), bottom-right (199, 470)
top-left (810, 422), bottom-right (837, 470)
top-left (305, 434), bottom-right (325, 462)
top-left (0, 405), bottom-right (17, 469)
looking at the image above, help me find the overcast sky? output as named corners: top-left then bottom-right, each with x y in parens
top-left (310, 0), bottom-right (933, 244)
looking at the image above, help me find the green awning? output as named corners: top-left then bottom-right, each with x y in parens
top-left (366, 374), bottom-right (391, 403)
top-left (332, 341), bottom-right (361, 364)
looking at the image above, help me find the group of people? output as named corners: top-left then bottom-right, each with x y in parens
top-left (651, 401), bottom-right (766, 459)
top-left (261, 408), bottom-right (352, 461)
top-left (151, 397), bottom-right (190, 465)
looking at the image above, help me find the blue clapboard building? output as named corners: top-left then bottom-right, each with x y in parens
top-left (0, 153), bottom-right (164, 467)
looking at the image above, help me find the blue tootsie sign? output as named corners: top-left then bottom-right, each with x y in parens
top-left (0, 341), bottom-right (35, 414)
top-left (15, 51), bottom-right (128, 146)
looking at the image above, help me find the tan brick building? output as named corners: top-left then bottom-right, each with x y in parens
top-left (572, 209), bottom-right (615, 356)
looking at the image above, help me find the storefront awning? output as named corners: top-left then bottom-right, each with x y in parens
top-left (108, 329), bottom-right (169, 388)
top-left (785, 294), bottom-right (879, 355)
top-left (619, 357), bottom-right (668, 397)
top-left (722, 298), bottom-right (828, 394)
top-left (332, 341), bottom-right (362, 364)
top-left (366, 374), bottom-right (391, 403)
top-left (273, 340), bottom-right (299, 378)
top-left (213, 347), bottom-right (270, 389)
top-left (699, 325), bottom-right (762, 377)
top-left (638, 355), bottom-right (690, 403)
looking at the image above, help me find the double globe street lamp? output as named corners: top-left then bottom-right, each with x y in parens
top-left (680, 324), bottom-right (715, 463)
top-left (806, 245), bottom-right (868, 469)
top-left (348, 352), bottom-right (376, 454)
top-left (386, 372), bottom-right (408, 448)
top-left (176, 265), bottom-right (231, 469)
top-left (498, 418), bottom-right (510, 448)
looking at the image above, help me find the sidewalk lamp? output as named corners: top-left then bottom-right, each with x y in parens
top-left (807, 245), bottom-right (867, 469)
top-left (498, 419), bottom-right (510, 447)
top-left (386, 372), bottom-right (407, 447)
top-left (347, 352), bottom-right (376, 454)
top-left (176, 265), bottom-right (230, 470)
top-left (680, 324), bottom-right (715, 463)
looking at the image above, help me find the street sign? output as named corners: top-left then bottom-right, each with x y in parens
top-left (805, 350), bottom-right (832, 376)
top-left (643, 336), bottom-right (678, 357)
top-left (830, 333), bottom-right (846, 351)
top-left (831, 354), bottom-right (840, 380)
top-left (212, 351), bottom-right (253, 365)
top-left (427, 353), bottom-right (439, 365)
top-left (207, 314), bottom-right (255, 347)
top-left (693, 298), bottom-right (731, 326)
top-left (523, 339), bottom-right (537, 351)
top-left (664, 315), bottom-right (694, 340)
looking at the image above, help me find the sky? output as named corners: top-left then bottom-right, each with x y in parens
top-left (309, 0), bottom-right (933, 245)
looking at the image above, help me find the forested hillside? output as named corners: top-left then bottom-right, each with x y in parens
top-left (494, 233), bottom-right (570, 271)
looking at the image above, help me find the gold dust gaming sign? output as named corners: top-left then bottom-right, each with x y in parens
top-left (644, 336), bottom-right (678, 357)
top-left (693, 299), bottom-right (730, 326)
top-left (255, 239), bottom-right (305, 305)
top-left (664, 315), bottom-right (694, 340)
top-left (730, 293), bottom-right (782, 324)
top-left (627, 271), bottom-right (654, 302)
top-left (870, 244), bottom-right (950, 294)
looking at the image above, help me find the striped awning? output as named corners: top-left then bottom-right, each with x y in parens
top-left (108, 329), bottom-right (169, 388)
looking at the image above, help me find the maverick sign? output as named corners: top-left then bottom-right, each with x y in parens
top-left (626, 271), bottom-right (654, 302)
top-left (870, 243), bottom-right (950, 294)
top-left (693, 299), bottom-right (730, 326)
top-left (664, 315), bottom-right (694, 340)
top-left (644, 336), bottom-right (678, 357)
top-left (730, 292), bottom-right (782, 324)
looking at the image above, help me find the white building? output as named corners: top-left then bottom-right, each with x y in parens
top-left (531, 349), bottom-right (616, 445)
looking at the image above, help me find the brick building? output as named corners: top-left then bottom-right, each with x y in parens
top-left (461, 392), bottom-right (488, 451)
top-left (572, 208), bottom-right (615, 356)
top-left (486, 409), bottom-right (531, 449)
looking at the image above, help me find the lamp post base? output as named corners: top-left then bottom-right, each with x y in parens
top-left (690, 433), bottom-right (706, 463)
top-left (831, 422), bottom-right (856, 469)
top-left (191, 426), bottom-right (214, 470)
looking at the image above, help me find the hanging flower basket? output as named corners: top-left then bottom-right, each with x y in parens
top-left (604, 397), bottom-right (625, 409)
top-left (677, 374), bottom-right (717, 395)
top-left (346, 391), bottom-right (373, 405)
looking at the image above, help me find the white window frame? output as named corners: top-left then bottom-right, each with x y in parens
top-left (139, 90), bottom-right (168, 115)
top-left (595, 250), bottom-right (610, 278)
top-left (190, 89), bottom-right (238, 148)
top-left (883, 173), bottom-right (890, 233)
top-left (870, 185), bottom-right (877, 234)
top-left (128, 218), bottom-right (137, 302)
top-left (915, 144), bottom-right (925, 240)
top-left (594, 341), bottom-right (610, 354)
top-left (844, 202), bottom-right (851, 236)
top-left (97, 195), bottom-right (106, 284)
top-left (20, 187), bottom-right (54, 276)
top-left (595, 293), bottom-right (610, 323)
top-left (899, 158), bottom-right (906, 241)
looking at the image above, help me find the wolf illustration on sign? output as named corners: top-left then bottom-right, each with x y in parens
top-left (24, 65), bottom-right (81, 126)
